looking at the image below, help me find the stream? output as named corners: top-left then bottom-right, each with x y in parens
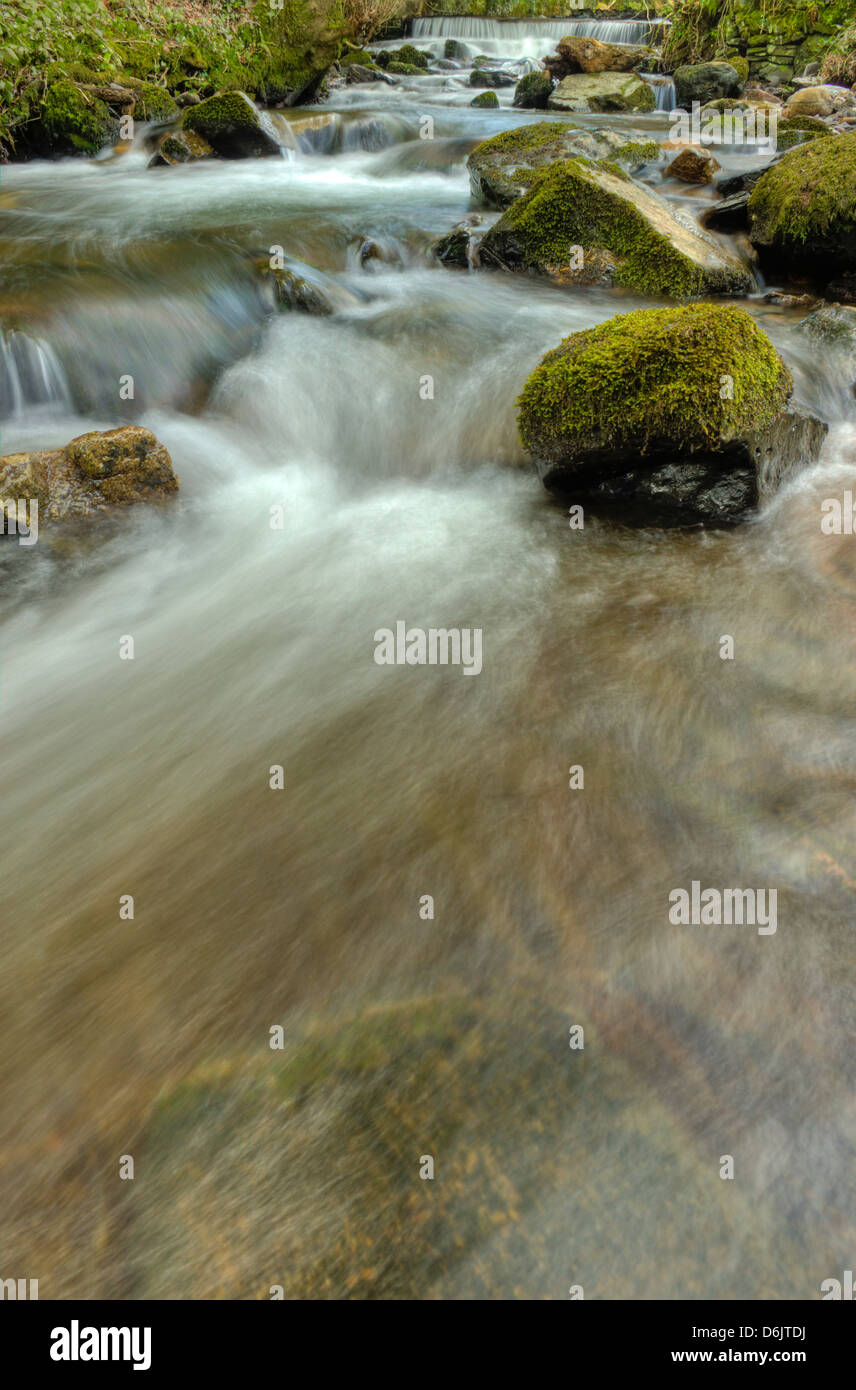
top-left (0, 17), bottom-right (855, 1299)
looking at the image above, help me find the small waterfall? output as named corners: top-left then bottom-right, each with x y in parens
top-left (0, 330), bottom-right (71, 421)
top-left (641, 73), bottom-right (676, 112)
top-left (412, 16), bottom-right (667, 46)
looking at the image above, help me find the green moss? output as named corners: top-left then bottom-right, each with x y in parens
top-left (41, 79), bottom-right (117, 154)
top-left (386, 61), bottom-right (425, 76)
top-left (482, 158), bottom-right (723, 297)
top-left (775, 114), bottom-right (832, 151)
top-left (725, 52), bottom-right (749, 82)
top-left (748, 130), bottom-right (856, 253)
top-left (471, 90), bottom-right (499, 108)
top-left (182, 90), bottom-right (261, 137)
top-left (375, 44), bottom-right (428, 69)
top-left (128, 80), bottom-right (178, 123)
top-left (612, 139), bottom-right (660, 168)
top-left (517, 303), bottom-right (792, 460)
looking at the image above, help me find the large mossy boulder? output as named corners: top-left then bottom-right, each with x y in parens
top-left (39, 80), bottom-right (120, 156)
top-left (673, 62), bottom-right (742, 108)
top-left (0, 426), bottom-right (178, 523)
top-left (478, 158), bottom-right (753, 297)
top-left (467, 123), bottom-right (660, 209)
top-left (512, 71), bottom-right (553, 110)
top-left (517, 304), bottom-right (827, 527)
top-left (548, 72), bottom-right (655, 113)
top-left (181, 91), bottom-right (281, 159)
top-left (748, 131), bottom-right (856, 274)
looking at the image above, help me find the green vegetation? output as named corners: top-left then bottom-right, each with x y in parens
top-left (517, 303), bottom-right (791, 460)
top-left (0, 0), bottom-right (349, 157)
top-left (471, 89), bottom-right (500, 108)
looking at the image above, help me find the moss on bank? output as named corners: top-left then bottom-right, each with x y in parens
top-left (0, 0), bottom-right (347, 157)
top-left (517, 303), bottom-right (792, 461)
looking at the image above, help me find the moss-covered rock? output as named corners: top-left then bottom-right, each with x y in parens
top-left (674, 60), bottom-right (742, 107)
top-left (0, 426), bottom-right (178, 522)
top-left (517, 303), bottom-right (826, 526)
top-left (470, 90), bottom-right (499, 109)
top-left (512, 71), bottom-right (553, 110)
top-left (386, 61), bottom-right (427, 77)
top-left (748, 130), bottom-right (856, 273)
top-left (775, 113), bottom-right (832, 150)
top-left (467, 123), bottom-right (660, 209)
top-left (39, 79), bottom-right (119, 156)
top-left (478, 158), bottom-right (753, 297)
top-left (726, 53), bottom-right (750, 84)
top-left (128, 81), bottom-right (179, 124)
top-left (182, 91), bottom-right (281, 159)
top-left (375, 45), bottom-right (428, 70)
top-left (548, 71), bottom-right (656, 113)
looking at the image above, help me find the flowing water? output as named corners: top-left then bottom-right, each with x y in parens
top-left (0, 33), bottom-right (855, 1300)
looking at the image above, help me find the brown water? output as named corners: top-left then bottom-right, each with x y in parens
top-left (1, 50), bottom-right (855, 1299)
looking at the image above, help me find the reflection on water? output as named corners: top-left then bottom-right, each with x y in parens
top-left (0, 47), bottom-right (855, 1300)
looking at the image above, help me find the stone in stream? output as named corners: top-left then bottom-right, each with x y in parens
top-left (478, 159), bottom-right (753, 297)
top-left (797, 303), bottom-right (856, 386)
top-left (181, 91), bottom-right (282, 159)
top-left (150, 130), bottom-right (213, 167)
top-left (444, 39), bottom-right (473, 62)
top-left (774, 114), bottom-right (832, 150)
top-left (470, 90), bottom-right (499, 109)
top-left (344, 63), bottom-right (395, 85)
top-left (664, 147), bottom-right (721, 184)
top-left (512, 71), bottom-right (553, 110)
top-left (469, 69), bottom-right (515, 90)
top-left (467, 123), bottom-right (660, 209)
top-left (785, 85), bottom-right (853, 118)
top-left (748, 130), bottom-right (856, 276)
top-left (673, 61), bottom-right (742, 108)
top-left (701, 191), bottom-right (751, 232)
top-left (548, 72), bottom-right (656, 114)
top-left (0, 427), bottom-right (178, 524)
top-left (544, 35), bottom-right (656, 80)
top-left (516, 304), bottom-right (827, 527)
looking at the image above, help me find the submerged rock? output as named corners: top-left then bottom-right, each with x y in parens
top-left (512, 71), bottom-right (553, 110)
top-left (0, 426), bottom-right (178, 524)
top-left (469, 69), bottom-right (515, 90)
top-left (748, 130), bottom-right (856, 275)
top-left (181, 91), bottom-right (281, 159)
top-left (517, 304), bottom-right (826, 527)
top-left (548, 71), bottom-right (656, 113)
top-left (673, 62), bottom-right (742, 108)
top-left (467, 123), bottom-right (660, 209)
top-left (478, 159), bottom-right (753, 297)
